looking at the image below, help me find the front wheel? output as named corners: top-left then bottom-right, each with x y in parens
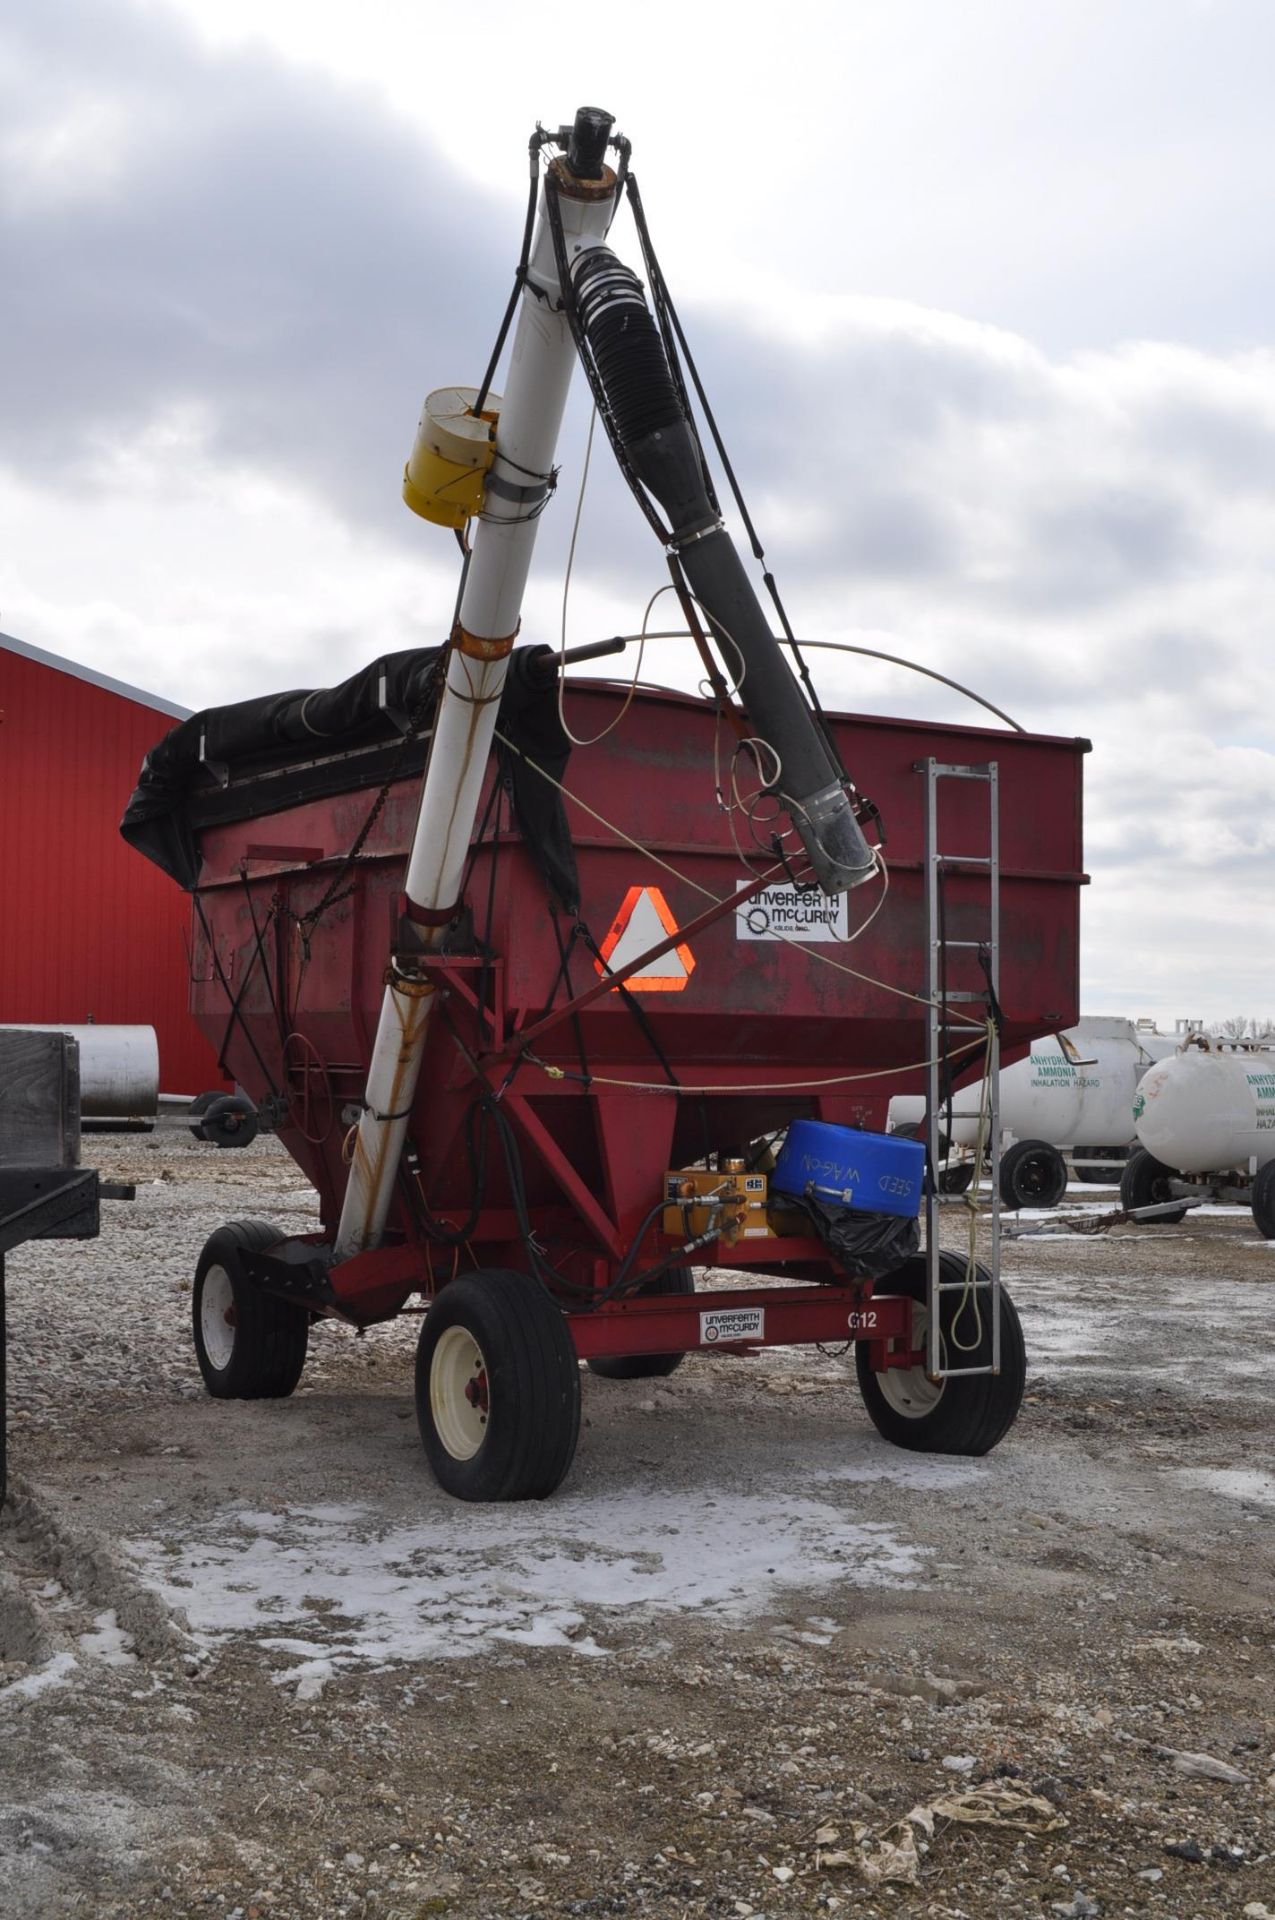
top-left (416, 1270), bottom-right (581, 1502)
top-left (999, 1139), bottom-right (1068, 1210)
top-left (1120, 1147), bottom-right (1189, 1224)
top-left (855, 1252), bottom-right (1026, 1456)
top-left (1251, 1161), bottom-right (1275, 1240)
top-left (193, 1220), bottom-right (309, 1398)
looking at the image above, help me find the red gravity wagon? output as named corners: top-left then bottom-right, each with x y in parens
top-left (123, 108), bottom-right (1086, 1501)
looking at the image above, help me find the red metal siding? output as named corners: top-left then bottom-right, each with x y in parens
top-left (0, 645), bottom-right (226, 1095)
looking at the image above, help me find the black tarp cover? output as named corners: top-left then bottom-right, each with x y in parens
top-left (120, 645), bottom-right (580, 908)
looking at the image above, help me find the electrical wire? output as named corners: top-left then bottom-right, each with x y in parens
top-left (491, 727), bottom-right (983, 1028)
top-left (556, 438), bottom-right (650, 745)
top-left (559, 629), bottom-right (1024, 734)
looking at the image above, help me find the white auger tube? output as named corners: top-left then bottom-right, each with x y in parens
top-left (334, 119), bottom-right (618, 1261)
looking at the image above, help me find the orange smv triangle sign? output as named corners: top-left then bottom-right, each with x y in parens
top-left (595, 885), bottom-right (695, 993)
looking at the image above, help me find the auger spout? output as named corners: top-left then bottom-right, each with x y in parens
top-left (569, 248), bottom-right (877, 896)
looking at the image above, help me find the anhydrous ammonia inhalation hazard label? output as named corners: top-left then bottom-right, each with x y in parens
top-left (735, 883), bottom-right (848, 942)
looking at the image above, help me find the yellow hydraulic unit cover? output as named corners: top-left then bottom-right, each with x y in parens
top-left (663, 1166), bottom-right (771, 1245)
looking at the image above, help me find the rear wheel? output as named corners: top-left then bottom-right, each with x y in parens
top-left (193, 1219), bottom-right (309, 1398)
top-left (938, 1160), bottom-right (975, 1196)
top-left (1073, 1145), bottom-right (1124, 1185)
top-left (1120, 1147), bottom-right (1189, 1224)
top-left (999, 1138), bottom-right (1068, 1210)
top-left (587, 1269), bottom-right (695, 1379)
top-left (198, 1093), bottom-right (260, 1149)
top-left (1251, 1161), bottom-right (1275, 1240)
top-left (416, 1270), bottom-right (581, 1502)
top-left (856, 1252), bottom-right (1026, 1455)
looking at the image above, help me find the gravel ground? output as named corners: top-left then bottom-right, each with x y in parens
top-left (0, 1131), bottom-right (1272, 1920)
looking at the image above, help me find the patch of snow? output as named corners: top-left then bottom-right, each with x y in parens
top-left (76, 1611), bottom-right (137, 1667)
top-left (124, 1485), bottom-right (931, 1684)
top-left (1174, 1468), bottom-right (1275, 1509)
top-left (1013, 1282), bottom-right (1274, 1392)
top-left (0, 1651), bottom-right (78, 1704)
top-left (817, 1457), bottom-right (986, 1492)
top-left (271, 1655), bottom-right (335, 1701)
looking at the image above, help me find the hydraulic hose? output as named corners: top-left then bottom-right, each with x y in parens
top-left (571, 249), bottom-right (877, 895)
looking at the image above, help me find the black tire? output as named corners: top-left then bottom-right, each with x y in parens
top-left (892, 1121), bottom-right (974, 1195)
top-left (198, 1094), bottom-right (260, 1149)
top-left (587, 1269), bottom-right (695, 1379)
top-left (856, 1252), bottom-right (1026, 1456)
top-left (999, 1138), bottom-right (1068, 1210)
top-left (1120, 1147), bottom-right (1189, 1224)
top-left (1072, 1145), bottom-right (1125, 1185)
top-left (1250, 1161), bottom-right (1275, 1240)
top-left (193, 1219), bottom-right (309, 1399)
top-left (188, 1089), bottom-right (222, 1137)
top-left (415, 1270), bottom-right (581, 1502)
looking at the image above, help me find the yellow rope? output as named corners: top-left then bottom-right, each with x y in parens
top-left (528, 1033), bottom-right (984, 1097)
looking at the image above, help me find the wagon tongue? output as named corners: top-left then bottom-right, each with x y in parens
top-left (567, 247), bottom-right (877, 896)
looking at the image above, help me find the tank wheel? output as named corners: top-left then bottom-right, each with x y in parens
top-left (1119, 1147), bottom-right (1189, 1224)
top-left (856, 1252), bottom-right (1025, 1456)
top-left (188, 1089), bottom-right (222, 1137)
top-left (1251, 1161), bottom-right (1275, 1240)
top-left (998, 1138), bottom-right (1068, 1209)
top-left (587, 1269), bottom-right (695, 1380)
top-left (193, 1220), bottom-right (309, 1399)
top-left (892, 1121), bottom-right (974, 1196)
top-left (416, 1270), bottom-right (580, 1503)
top-left (1073, 1145), bottom-right (1125, 1185)
top-left (198, 1093), bottom-right (260, 1149)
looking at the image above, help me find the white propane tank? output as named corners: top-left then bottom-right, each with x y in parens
top-left (0, 1024), bottom-right (160, 1117)
top-left (1132, 1042), bottom-right (1275, 1175)
top-left (889, 1016), bottom-right (1176, 1148)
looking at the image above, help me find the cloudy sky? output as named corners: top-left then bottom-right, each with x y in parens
top-left (3, 0), bottom-right (1273, 1024)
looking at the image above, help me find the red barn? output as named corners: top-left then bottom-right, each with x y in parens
top-left (0, 630), bottom-right (225, 1096)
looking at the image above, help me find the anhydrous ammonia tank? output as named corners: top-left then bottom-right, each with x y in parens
top-left (889, 1017), bottom-right (1179, 1208)
top-left (1132, 1044), bottom-right (1275, 1175)
top-left (891, 1018), bottom-right (1173, 1150)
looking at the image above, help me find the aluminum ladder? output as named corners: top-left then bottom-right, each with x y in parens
top-left (920, 756), bottom-right (1003, 1381)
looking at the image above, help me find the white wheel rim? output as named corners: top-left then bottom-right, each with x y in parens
top-left (878, 1300), bottom-right (946, 1420)
top-left (200, 1264), bottom-right (237, 1372)
top-left (430, 1325), bottom-right (490, 1460)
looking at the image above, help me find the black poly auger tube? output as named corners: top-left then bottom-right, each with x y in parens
top-left (571, 249), bottom-right (876, 895)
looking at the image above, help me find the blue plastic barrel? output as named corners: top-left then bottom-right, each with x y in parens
top-left (771, 1120), bottom-right (925, 1218)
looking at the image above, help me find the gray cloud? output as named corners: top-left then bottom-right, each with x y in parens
top-left (1, 0), bottom-right (515, 535)
top-left (3, 0), bottom-right (1274, 1016)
